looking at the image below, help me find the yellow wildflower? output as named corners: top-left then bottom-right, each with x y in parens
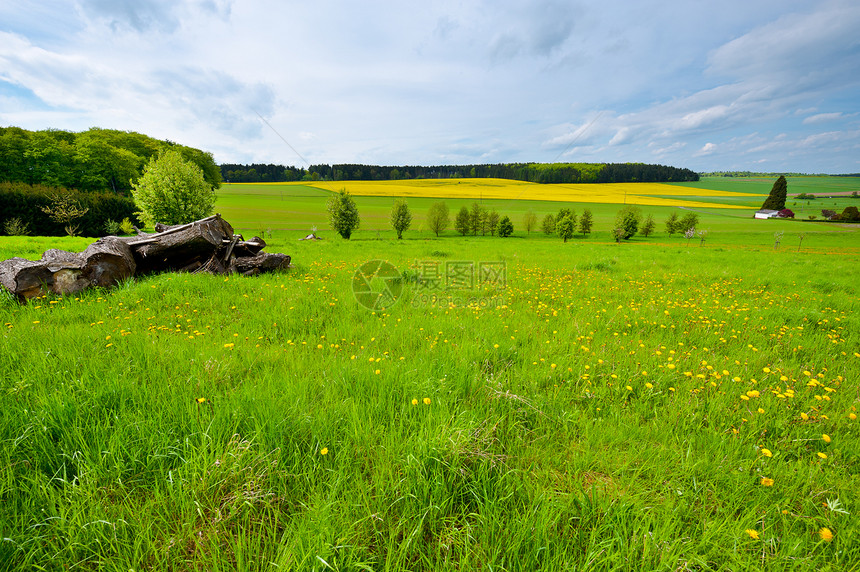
top-left (761, 448), bottom-right (772, 458)
top-left (423, 397), bottom-right (431, 405)
top-left (745, 529), bottom-right (760, 540)
top-left (320, 447), bottom-right (328, 455)
top-left (761, 477), bottom-right (774, 487)
top-left (817, 452), bottom-right (828, 460)
top-left (822, 434), bottom-right (831, 443)
top-left (819, 527), bottom-right (833, 542)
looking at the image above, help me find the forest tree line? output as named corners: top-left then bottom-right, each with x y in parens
top-left (221, 162), bottom-right (699, 184)
top-left (0, 126), bottom-right (222, 193)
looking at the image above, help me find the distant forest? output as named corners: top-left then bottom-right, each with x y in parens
top-left (0, 126), bottom-right (222, 193)
top-left (220, 162), bottom-right (699, 184)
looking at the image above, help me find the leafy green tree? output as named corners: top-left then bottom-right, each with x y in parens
top-left (498, 215), bottom-right (514, 237)
top-left (523, 210), bottom-right (537, 234)
top-left (131, 149), bottom-right (215, 226)
top-left (679, 212), bottom-right (699, 233)
top-left (614, 206), bottom-right (642, 240)
top-left (487, 210), bottom-right (500, 235)
top-left (390, 199), bottom-right (412, 239)
top-left (426, 202), bottom-right (450, 236)
top-left (326, 189), bottom-right (361, 239)
top-left (761, 176), bottom-right (788, 210)
top-left (541, 213), bottom-right (556, 234)
top-left (455, 206), bottom-right (471, 236)
top-left (665, 211), bottom-right (680, 235)
top-left (578, 209), bottom-right (593, 236)
top-left (639, 214), bottom-right (655, 237)
top-left (469, 202), bottom-right (486, 236)
top-left (557, 215), bottom-right (575, 242)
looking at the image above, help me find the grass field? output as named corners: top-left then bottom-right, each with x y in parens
top-left (1, 177), bottom-right (859, 570)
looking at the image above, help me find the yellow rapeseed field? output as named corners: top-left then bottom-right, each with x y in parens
top-left (306, 178), bottom-right (757, 209)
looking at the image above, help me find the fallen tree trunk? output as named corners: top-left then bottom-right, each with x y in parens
top-left (0, 215), bottom-right (291, 300)
top-left (0, 237), bottom-right (136, 299)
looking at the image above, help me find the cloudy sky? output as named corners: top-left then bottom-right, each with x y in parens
top-left (1, 0), bottom-right (859, 173)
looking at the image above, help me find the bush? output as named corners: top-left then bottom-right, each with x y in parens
top-left (103, 219), bottom-right (121, 235)
top-left (0, 182), bottom-right (139, 236)
top-left (498, 215), bottom-right (514, 237)
top-left (3, 217), bottom-right (30, 236)
top-left (777, 208), bottom-right (795, 219)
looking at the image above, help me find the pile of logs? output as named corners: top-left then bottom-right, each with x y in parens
top-left (0, 214), bottom-right (291, 300)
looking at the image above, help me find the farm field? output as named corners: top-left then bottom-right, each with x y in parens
top-left (1, 177), bottom-right (859, 570)
top-left (1, 234), bottom-right (858, 570)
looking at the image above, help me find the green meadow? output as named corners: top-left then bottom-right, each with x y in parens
top-left (1, 177), bottom-right (859, 571)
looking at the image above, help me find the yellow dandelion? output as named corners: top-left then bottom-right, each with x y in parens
top-left (374, 369), bottom-right (381, 375)
top-left (822, 434), bottom-right (831, 443)
top-left (645, 382), bottom-right (653, 389)
top-left (800, 412), bottom-right (809, 421)
top-left (850, 413), bottom-right (857, 420)
top-left (761, 477), bottom-right (774, 487)
top-left (817, 452), bottom-right (828, 460)
top-left (745, 529), bottom-right (760, 540)
top-left (320, 447), bottom-right (328, 455)
top-left (196, 397), bottom-right (207, 404)
top-left (411, 398), bottom-right (418, 405)
top-left (423, 397), bottom-right (431, 405)
top-left (819, 527), bottom-right (834, 542)
top-left (761, 448), bottom-right (773, 458)
top-left (625, 385), bottom-right (633, 391)
top-left (757, 408), bottom-right (765, 414)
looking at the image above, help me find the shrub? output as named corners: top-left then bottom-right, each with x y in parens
top-left (0, 182), bottom-right (138, 236)
top-left (103, 219), bottom-right (121, 236)
top-left (119, 217), bottom-right (135, 235)
top-left (498, 215), bottom-right (514, 237)
top-left (777, 208), bottom-right (795, 219)
top-left (3, 217), bottom-right (30, 236)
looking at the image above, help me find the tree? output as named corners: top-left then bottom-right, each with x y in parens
top-left (455, 206), bottom-right (471, 236)
top-left (665, 211), bottom-right (680, 235)
top-left (426, 202), bottom-right (450, 236)
top-left (541, 213), bottom-right (556, 234)
top-left (131, 149), bottom-right (215, 226)
top-left (40, 191), bottom-right (89, 236)
top-left (679, 212), bottom-right (699, 233)
top-left (326, 189), bottom-right (360, 239)
top-left (614, 206), bottom-right (642, 240)
top-left (578, 209), bottom-right (593, 236)
top-left (639, 214), bottom-right (655, 237)
top-left (523, 210), bottom-right (537, 234)
top-left (487, 210), bottom-right (500, 236)
top-left (390, 199), bottom-right (412, 239)
top-left (761, 176), bottom-right (788, 210)
top-left (469, 202), bottom-right (486, 236)
top-left (498, 215), bottom-right (513, 237)
top-left (556, 215), bottom-right (575, 242)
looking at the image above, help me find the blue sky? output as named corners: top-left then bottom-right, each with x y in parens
top-left (1, 0), bottom-right (858, 173)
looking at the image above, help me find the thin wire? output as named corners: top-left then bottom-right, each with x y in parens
top-left (253, 109), bottom-right (312, 169)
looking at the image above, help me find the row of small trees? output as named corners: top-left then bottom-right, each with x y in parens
top-left (325, 190), bottom-right (703, 241)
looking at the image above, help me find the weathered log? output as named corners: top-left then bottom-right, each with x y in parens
top-left (129, 215), bottom-right (234, 274)
top-left (0, 237), bottom-right (136, 300)
top-left (229, 253), bottom-right (291, 276)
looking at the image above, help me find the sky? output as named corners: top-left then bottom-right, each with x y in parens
top-left (1, 0), bottom-right (859, 173)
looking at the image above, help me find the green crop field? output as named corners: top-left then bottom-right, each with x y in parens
top-left (1, 178), bottom-right (859, 570)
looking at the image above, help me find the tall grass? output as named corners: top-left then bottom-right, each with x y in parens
top-left (0, 234), bottom-right (858, 570)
